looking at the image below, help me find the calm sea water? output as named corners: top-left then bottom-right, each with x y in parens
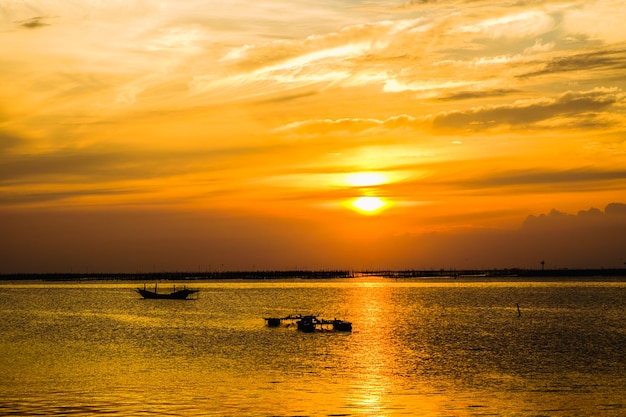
top-left (1, 278), bottom-right (625, 416)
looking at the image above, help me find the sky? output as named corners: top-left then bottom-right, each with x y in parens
top-left (1, 0), bottom-right (626, 273)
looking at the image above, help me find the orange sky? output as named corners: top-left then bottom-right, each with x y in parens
top-left (2, 0), bottom-right (626, 272)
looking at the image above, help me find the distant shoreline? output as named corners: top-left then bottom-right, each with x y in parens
top-left (1, 268), bottom-right (625, 281)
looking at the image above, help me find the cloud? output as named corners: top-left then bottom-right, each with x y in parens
top-left (0, 150), bottom-right (133, 186)
top-left (274, 114), bottom-right (422, 136)
top-left (382, 202), bottom-right (626, 270)
top-left (189, 17), bottom-right (430, 99)
top-left (253, 90), bottom-right (318, 105)
top-left (276, 87), bottom-right (626, 135)
top-left (218, 17), bottom-right (427, 70)
top-left (0, 140), bottom-right (285, 187)
top-left (19, 16), bottom-right (51, 29)
top-left (371, 164), bottom-right (626, 202)
top-left (0, 139), bottom-right (296, 209)
top-left (0, 188), bottom-right (137, 206)
top-left (382, 78), bottom-right (480, 94)
top-left (520, 49), bottom-right (626, 78)
top-left (563, 0), bottom-right (626, 44)
top-left (523, 202), bottom-right (626, 230)
top-left (463, 167), bottom-right (626, 192)
top-left (453, 10), bottom-right (555, 40)
top-left (435, 89), bottom-right (520, 101)
top-left (219, 24), bottom-right (381, 71)
top-left (431, 87), bottom-right (625, 131)
top-left (275, 117), bottom-right (382, 134)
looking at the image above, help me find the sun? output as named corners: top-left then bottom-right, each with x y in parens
top-left (347, 196), bottom-right (391, 215)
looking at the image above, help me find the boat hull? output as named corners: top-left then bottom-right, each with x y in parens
top-left (136, 288), bottom-right (198, 300)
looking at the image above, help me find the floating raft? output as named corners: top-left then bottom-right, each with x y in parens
top-left (264, 314), bottom-right (352, 332)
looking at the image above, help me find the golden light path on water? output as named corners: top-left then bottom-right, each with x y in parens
top-left (344, 282), bottom-right (390, 412)
top-left (343, 281), bottom-right (440, 414)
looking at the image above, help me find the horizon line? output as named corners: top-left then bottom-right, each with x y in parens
top-left (1, 267), bottom-right (626, 280)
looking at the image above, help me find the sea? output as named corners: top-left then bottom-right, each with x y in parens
top-left (1, 277), bottom-right (625, 416)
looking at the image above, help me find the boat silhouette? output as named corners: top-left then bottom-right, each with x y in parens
top-left (136, 284), bottom-right (198, 299)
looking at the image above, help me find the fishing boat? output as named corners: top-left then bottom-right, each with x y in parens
top-left (136, 284), bottom-right (198, 300)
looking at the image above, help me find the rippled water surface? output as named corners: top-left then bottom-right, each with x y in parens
top-left (1, 278), bottom-right (625, 416)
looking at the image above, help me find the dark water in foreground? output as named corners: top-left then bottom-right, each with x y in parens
top-left (1, 279), bottom-right (625, 416)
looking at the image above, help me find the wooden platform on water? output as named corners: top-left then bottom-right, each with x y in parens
top-left (264, 314), bottom-right (352, 332)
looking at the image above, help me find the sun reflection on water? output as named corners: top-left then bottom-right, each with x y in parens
top-left (337, 281), bottom-right (449, 415)
top-left (343, 282), bottom-right (395, 413)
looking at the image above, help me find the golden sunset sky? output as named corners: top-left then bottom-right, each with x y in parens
top-left (2, 0), bottom-right (626, 272)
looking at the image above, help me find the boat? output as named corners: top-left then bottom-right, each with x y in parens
top-left (136, 284), bottom-right (198, 300)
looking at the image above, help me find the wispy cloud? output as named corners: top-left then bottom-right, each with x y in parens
top-left (435, 89), bottom-right (521, 101)
top-left (276, 87), bottom-right (626, 135)
top-left (18, 16), bottom-right (51, 30)
top-left (463, 168), bottom-right (626, 191)
top-left (431, 87), bottom-right (626, 131)
top-left (0, 188), bottom-right (137, 206)
top-left (452, 10), bottom-right (555, 39)
top-left (189, 17), bottom-right (429, 100)
top-left (520, 48), bottom-right (626, 78)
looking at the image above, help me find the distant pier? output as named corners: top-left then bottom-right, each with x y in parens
top-left (1, 268), bottom-right (625, 281)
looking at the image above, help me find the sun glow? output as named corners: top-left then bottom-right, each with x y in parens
top-left (348, 196), bottom-right (391, 215)
top-left (344, 172), bottom-right (389, 187)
